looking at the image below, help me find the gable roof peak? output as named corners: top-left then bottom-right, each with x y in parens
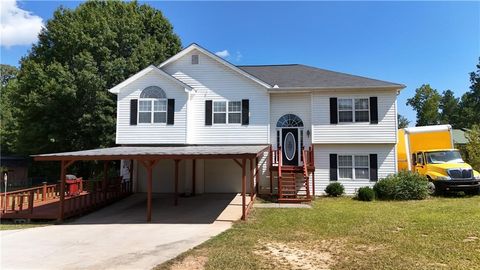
top-left (158, 43), bottom-right (272, 89)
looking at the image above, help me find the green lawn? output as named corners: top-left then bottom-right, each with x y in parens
top-left (158, 196), bottom-right (480, 270)
top-left (0, 223), bottom-right (51, 230)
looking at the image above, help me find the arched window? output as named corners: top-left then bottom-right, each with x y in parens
top-left (138, 86), bottom-right (167, 123)
top-left (276, 114), bottom-right (304, 128)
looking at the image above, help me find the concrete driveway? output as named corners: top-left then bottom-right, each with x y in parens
top-left (1, 193), bottom-right (242, 270)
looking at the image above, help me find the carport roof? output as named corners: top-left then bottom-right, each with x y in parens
top-left (33, 145), bottom-right (270, 161)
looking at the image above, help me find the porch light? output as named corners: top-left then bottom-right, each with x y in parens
top-left (306, 130), bottom-right (310, 138)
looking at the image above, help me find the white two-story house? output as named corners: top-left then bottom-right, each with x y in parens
top-left (109, 43), bottom-right (404, 200)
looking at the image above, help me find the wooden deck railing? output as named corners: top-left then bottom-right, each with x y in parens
top-left (0, 182), bottom-right (58, 213)
top-left (304, 146), bottom-right (315, 167)
top-left (302, 148), bottom-right (311, 199)
top-left (63, 179), bottom-right (131, 218)
top-left (1, 178), bottom-right (132, 220)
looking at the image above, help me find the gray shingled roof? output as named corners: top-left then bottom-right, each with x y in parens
top-left (33, 145), bottom-right (269, 160)
top-left (237, 64), bottom-right (404, 89)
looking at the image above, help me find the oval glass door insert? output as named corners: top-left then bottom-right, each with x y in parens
top-left (284, 132), bottom-right (296, 161)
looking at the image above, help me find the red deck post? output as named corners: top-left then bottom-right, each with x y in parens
top-left (174, 159), bottom-right (179, 206)
top-left (192, 159), bottom-right (196, 196)
top-left (29, 190), bottom-right (34, 214)
top-left (269, 145), bottom-right (273, 195)
top-left (241, 159), bottom-right (246, 220)
top-left (42, 182), bottom-right (47, 201)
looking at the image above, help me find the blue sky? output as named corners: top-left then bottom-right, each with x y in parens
top-left (1, 1), bottom-right (479, 125)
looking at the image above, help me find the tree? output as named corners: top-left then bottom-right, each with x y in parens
top-left (0, 64), bottom-right (18, 87)
top-left (439, 89), bottom-right (459, 127)
top-left (0, 65), bottom-right (19, 155)
top-left (406, 84), bottom-right (441, 126)
top-left (465, 125), bottom-right (480, 171)
top-left (457, 58), bottom-right (480, 128)
top-left (397, 114), bottom-right (410, 129)
top-left (11, 1), bottom-right (181, 156)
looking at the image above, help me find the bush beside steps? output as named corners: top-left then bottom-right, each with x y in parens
top-left (356, 186), bottom-right (375, 201)
top-left (325, 182), bottom-right (344, 197)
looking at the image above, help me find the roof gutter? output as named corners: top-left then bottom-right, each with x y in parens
top-left (267, 84), bottom-right (406, 93)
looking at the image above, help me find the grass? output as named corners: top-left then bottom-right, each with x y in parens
top-left (0, 222), bottom-right (52, 230)
top-left (158, 196), bottom-right (480, 270)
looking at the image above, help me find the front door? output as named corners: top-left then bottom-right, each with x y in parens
top-left (282, 128), bottom-right (298, 166)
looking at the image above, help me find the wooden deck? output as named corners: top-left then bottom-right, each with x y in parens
top-left (1, 181), bottom-right (132, 220)
top-left (268, 146), bottom-right (315, 202)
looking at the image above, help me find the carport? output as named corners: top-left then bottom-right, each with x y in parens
top-left (33, 145), bottom-right (269, 222)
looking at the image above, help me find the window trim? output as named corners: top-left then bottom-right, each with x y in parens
top-left (338, 154), bottom-right (370, 180)
top-left (337, 98), bottom-right (370, 123)
top-left (138, 98), bottom-right (167, 125)
top-left (212, 100), bottom-right (242, 125)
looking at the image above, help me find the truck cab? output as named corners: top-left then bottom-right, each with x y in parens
top-left (398, 125), bottom-right (480, 194)
top-left (412, 149), bottom-right (480, 186)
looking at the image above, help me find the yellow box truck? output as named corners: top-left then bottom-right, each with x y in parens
top-left (397, 124), bottom-right (480, 194)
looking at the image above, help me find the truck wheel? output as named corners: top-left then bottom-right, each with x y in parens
top-left (427, 181), bottom-right (436, 195)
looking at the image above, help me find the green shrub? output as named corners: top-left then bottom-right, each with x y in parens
top-left (325, 182), bottom-right (344, 197)
top-left (356, 186), bottom-right (375, 201)
top-left (374, 171), bottom-right (429, 200)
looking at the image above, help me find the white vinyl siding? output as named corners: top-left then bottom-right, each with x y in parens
top-left (312, 90), bottom-right (397, 143)
top-left (314, 144), bottom-right (396, 195)
top-left (163, 49), bottom-right (269, 144)
top-left (115, 71), bottom-right (187, 144)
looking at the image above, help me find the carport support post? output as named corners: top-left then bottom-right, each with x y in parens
top-left (250, 159), bottom-right (254, 199)
top-left (192, 159), bottom-right (196, 196)
top-left (58, 160), bottom-right (66, 222)
top-left (147, 160), bottom-right (154, 222)
top-left (255, 157), bottom-right (259, 194)
top-left (241, 159), bottom-right (246, 220)
top-left (174, 160), bottom-right (180, 206)
top-left (129, 160), bottom-right (134, 193)
top-left (103, 161), bottom-right (109, 200)
top-left (58, 160), bottom-right (74, 222)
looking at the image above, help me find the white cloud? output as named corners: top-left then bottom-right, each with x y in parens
top-left (215, 49), bottom-right (230, 58)
top-left (1, 0), bottom-right (44, 47)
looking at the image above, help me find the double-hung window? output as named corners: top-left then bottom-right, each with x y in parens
top-left (355, 99), bottom-right (369, 122)
top-left (213, 101), bottom-right (227, 124)
top-left (228, 101), bottom-right (241, 124)
top-left (338, 98), bottom-right (369, 123)
top-left (213, 101), bottom-right (242, 124)
top-left (139, 99), bottom-right (167, 124)
top-left (138, 86), bottom-right (167, 124)
top-left (338, 155), bottom-right (370, 180)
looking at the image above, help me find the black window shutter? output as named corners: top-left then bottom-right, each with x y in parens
top-left (329, 154), bottom-right (338, 181)
top-left (130, 99), bottom-right (138, 125)
top-left (205, 100), bottom-right (212, 126)
top-left (370, 154), bottom-right (378, 181)
top-left (167, 99), bottom-right (175, 125)
top-left (330, 98), bottom-right (338, 124)
top-left (242, 99), bottom-right (249, 125)
top-left (370, 97), bottom-right (378, 124)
